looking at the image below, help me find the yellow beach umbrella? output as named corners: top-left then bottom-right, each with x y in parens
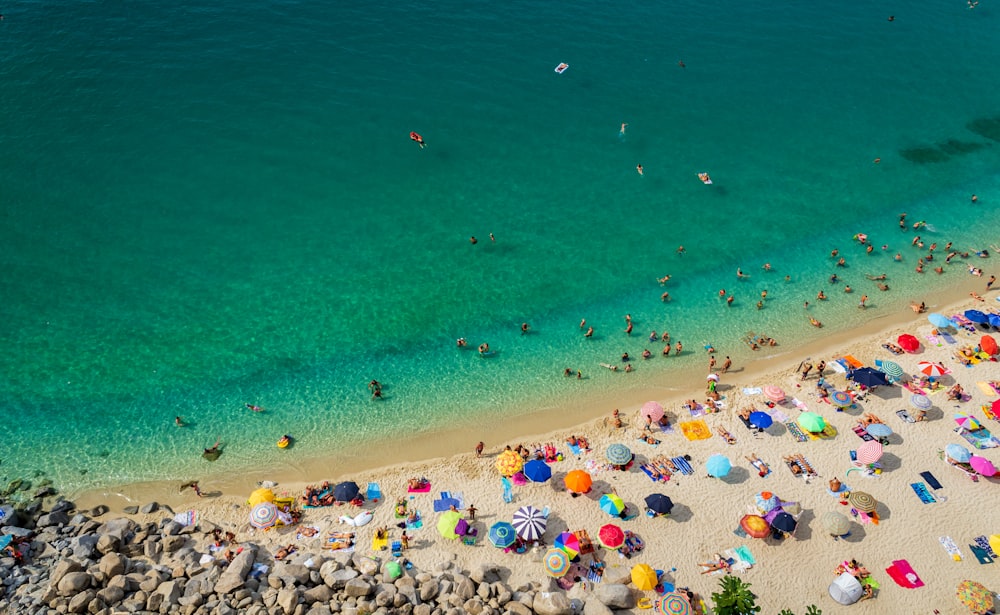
top-left (989, 535), bottom-right (1000, 558)
top-left (631, 563), bottom-right (658, 590)
top-left (437, 510), bottom-right (461, 540)
top-left (247, 488), bottom-right (275, 507)
top-left (496, 449), bottom-right (524, 477)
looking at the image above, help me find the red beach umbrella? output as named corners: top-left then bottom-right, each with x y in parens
top-left (598, 524), bottom-right (626, 549)
top-left (897, 334), bottom-right (920, 353)
top-left (981, 335), bottom-right (998, 356)
top-left (917, 361), bottom-right (947, 377)
top-left (739, 514), bottom-right (771, 539)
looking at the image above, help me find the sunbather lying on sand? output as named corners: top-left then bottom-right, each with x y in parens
top-left (700, 554), bottom-right (731, 574)
top-left (716, 426), bottom-right (736, 445)
top-left (746, 454), bottom-right (770, 477)
top-left (860, 413), bottom-right (883, 426)
top-left (274, 544), bottom-right (297, 561)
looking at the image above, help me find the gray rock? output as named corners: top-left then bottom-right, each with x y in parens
top-left (72, 534), bottom-right (100, 560)
top-left (123, 506), bottom-right (139, 515)
top-left (454, 575), bottom-right (475, 600)
top-left (154, 580), bottom-right (182, 608)
top-left (163, 535), bottom-right (186, 553)
top-left (1, 525), bottom-right (33, 538)
top-left (302, 584), bottom-right (332, 605)
top-left (67, 589), bottom-right (95, 613)
top-left (469, 563), bottom-right (502, 585)
top-left (143, 539), bottom-right (162, 562)
top-left (504, 602), bottom-right (533, 615)
top-left (214, 546), bottom-right (255, 594)
top-left (418, 579), bottom-right (439, 602)
top-left (140, 502), bottom-right (159, 515)
top-left (278, 563), bottom-right (310, 585)
top-left (57, 571), bottom-right (93, 596)
top-left (413, 605), bottom-right (432, 615)
top-left (100, 517), bottom-right (136, 539)
top-left (37, 511), bottom-right (70, 527)
top-left (49, 559), bottom-right (84, 586)
top-left (51, 499), bottom-right (75, 513)
top-left (96, 586), bottom-right (126, 605)
top-left (96, 534), bottom-right (120, 555)
top-left (306, 605), bottom-right (333, 615)
top-left (162, 520), bottom-right (183, 536)
top-left (533, 592), bottom-right (572, 615)
top-left (90, 505), bottom-right (110, 517)
top-left (98, 552), bottom-right (127, 578)
top-left (583, 597), bottom-right (614, 615)
top-left (352, 554), bottom-right (378, 577)
top-left (591, 583), bottom-right (634, 609)
top-left (323, 567), bottom-right (358, 590)
top-left (463, 598), bottom-right (485, 615)
top-left (277, 587), bottom-right (299, 615)
top-left (477, 581), bottom-right (491, 600)
top-left (343, 577), bottom-right (373, 598)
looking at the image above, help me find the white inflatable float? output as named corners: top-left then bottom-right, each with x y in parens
top-left (339, 510), bottom-right (373, 527)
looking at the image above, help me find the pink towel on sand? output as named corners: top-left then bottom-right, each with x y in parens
top-left (885, 559), bottom-right (924, 588)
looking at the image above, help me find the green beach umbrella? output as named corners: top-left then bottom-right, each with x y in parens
top-left (797, 412), bottom-right (826, 433)
top-left (437, 510), bottom-right (461, 540)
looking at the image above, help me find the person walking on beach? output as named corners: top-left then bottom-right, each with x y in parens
top-left (722, 356), bottom-right (732, 373)
top-left (180, 481), bottom-right (203, 497)
top-left (475, 441), bottom-right (484, 458)
top-left (709, 356), bottom-right (717, 370)
top-left (987, 274), bottom-right (995, 291)
top-left (800, 362), bottom-right (813, 380)
top-left (816, 360), bottom-right (826, 377)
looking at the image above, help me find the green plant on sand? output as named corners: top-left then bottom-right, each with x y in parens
top-left (711, 576), bottom-right (760, 615)
top-left (779, 607), bottom-right (822, 615)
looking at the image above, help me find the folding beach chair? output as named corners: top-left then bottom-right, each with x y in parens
top-left (366, 482), bottom-right (382, 502)
top-left (391, 540), bottom-right (403, 557)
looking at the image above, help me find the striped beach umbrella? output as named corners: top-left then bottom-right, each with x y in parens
top-left (631, 563), bottom-right (658, 590)
top-left (706, 454), bottom-right (732, 478)
top-left (798, 412), bottom-right (826, 433)
top-left (553, 531), bottom-right (580, 558)
top-left (496, 449), bottom-right (524, 477)
top-left (878, 360), bottom-right (905, 381)
top-left (488, 521), bottom-right (516, 548)
top-left (512, 506), bottom-right (547, 541)
top-left (822, 511), bottom-right (851, 536)
top-left (739, 514), bottom-right (771, 539)
top-left (955, 414), bottom-right (982, 431)
top-left (564, 470), bottom-right (593, 494)
top-left (641, 401), bottom-right (665, 423)
top-left (249, 502), bottom-right (279, 529)
top-left (656, 592), bottom-right (692, 615)
top-left (830, 390), bottom-right (853, 407)
top-left (543, 548), bottom-right (570, 577)
top-left (856, 440), bottom-right (883, 465)
top-left (918, 361), bottom-right (948, 377)
top-left (763, 385), bottom-right (785, 402)
top-left (945, 444), bottom-right (972, 463)
top-left (866, 423), bottom-right (892, 438)
top-left (848, 491), bottom-right (877, 513)
top-left (599, 493), bottom-right (625, 516)
top-left (910, 394), bottom-right (932, 410)
top-left (606, 443), bottom-right (633, 465)
top-left (522, 459), bottom-right (552, 483)
top-left (598, 524), bottom-right (625, 549)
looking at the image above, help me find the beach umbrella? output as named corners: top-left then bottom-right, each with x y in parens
top-left (917, 361), bottom-right (948, 377)
top-left (946, 444), bottom-right (972, 463)
top-left (989, 314), bottom-right (1000, 329)
top-left (897, 334), bottom-right (920, 352)
top-left (830, 390), bottom-right (853, 407)
top-left (564, 469), bottom-right (592, 494)
top-left (631, 563), bottom-right (659, 590)
top-left (847, 491), bottom-right (877, 513)
top-left (641, 401), bottom-right (665, 423)
top-left (543, 548), bottom-right (570, 577)
top-left (511, 506), bottom-right (547, 541)
top-left (866, 423), bottom-right (892, 439)
top-left (822, 511), bottom-right (851, 536)
top-left (739, 514), bottom-right (771, 539)
top-left (599, 493), bottom-right (626, 516)
top-left (496, 449), bottom-right (524, 477)
top-left (956, 580), bottom-right (994, 614)
top-left (706, 454), bottom-right (732, 478)
top-left (437, 510), bottom-right (461, 540)
top-left (249, 502), bottom-right (279, 529)
top-left (706, 373), bottom-right (720, 382)
top-left (606, 443), bottom-right (633, 465)
top-left (247, 488), bottom-right (275, 507)
top-left (522, 459), bottom-right (552, 483)
top-left (877, 361), bottom-right (905, 382)
top-left (656, 593), bottom-right (692, 615)
top-left (597, 523), bottom-right (625, 549)
top-left (333, 481), bottom-right (360, 502)
top-left (770, 511), bottom-right (797, 533)
top-left (982, 335), bottom-right (999, 356)
top-left (553, 531), bottom-right (581, 558)
top-left (955, 414), bottom-right (982, 431)
top-left (755, 491), bottom-right (780, 513)
top-left (969, 455), bottom-right (997, 477)
top-left (749, 411), bottom-right (773, 429)
top-left (763, 385), bottom-right (785, 402)
top-left (965, 310), bottom-right (990, 324)
top-left (488, 521), bottom-right (516, 548)
top-left (644, 493), bottom-right (674, 515)
top-left (856, 440), bottom-right (883, 464)
top-left (797, 412), bottom-right (826, 433)
top-left (848, 367), bottom-right (889, 388)
top-left (990, 535), bottom-right (1000, 557)
top-left (994, 399), bottom-right (1000, 416)
top-left (910, 394), bottom-right (932, 410)
top-left (928, 313), bottom-right (956, 330)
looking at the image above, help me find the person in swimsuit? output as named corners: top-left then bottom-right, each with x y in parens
top-left (409, 132), bottom-right (426, 148)
top-left (636, 164), bottom-right (643, 176)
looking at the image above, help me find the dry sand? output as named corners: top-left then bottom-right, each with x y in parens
top-left (74, 293), bottom-right (1000, 614)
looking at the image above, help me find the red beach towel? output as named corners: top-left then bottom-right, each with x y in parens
top-left (885, 559), bottom-right (924, 588)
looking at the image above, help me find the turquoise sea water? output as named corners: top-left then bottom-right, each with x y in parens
top-left (2, 0), bottom-right (1000, 492)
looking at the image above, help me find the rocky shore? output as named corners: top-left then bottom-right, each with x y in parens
top-left (1, 489), bottom-right (633, 615)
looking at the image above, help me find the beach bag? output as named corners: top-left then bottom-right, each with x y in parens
top-left (829, 477), bottom-right (842, 492)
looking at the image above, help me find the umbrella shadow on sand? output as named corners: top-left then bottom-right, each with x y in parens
top-left (667, 503), bottom-right (694, 523)
top-left (792, 509), bottom-right (815, 540)
top-left (922, 407), bottom-right (945, 422)
top-left (879, 452), bottom-right (903, 472)
top-left (719, 467), bottom-right (750, 485)
top-left (840, 523), bottom-right (868, 544)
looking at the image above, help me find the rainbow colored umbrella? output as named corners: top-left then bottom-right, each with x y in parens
top-left (641, 401), bottom-right (665, 423)
top-left (656, 592), bottom-right (692, 614)
top-left (739, 514), bottom-right (771, 539)
top-left (797, 412), bottom-right (826, 433)
top-left (599, 493), bottom-right (625, 516)
top-left (553, 531), bottom-right (580, 558)
top-left (488, 521), bottom-right (516, 548)
top-left (955, 414), bottom-right (982, 431)
top-left (956, 580), bottom-right (994, 614)
top-left (631, 563), bottom-right (658, 590)
top-left (830, 390), bottom-right (853, 407)
top-left (496, 449), bottom-right (524, 477)
top-left (249, 502), bottom-right (279, 529)
top-left (598, 524), bottom-right (625, 549)
top-left (856, 440), bottom-right (883, 465)
top-left (543, 548), bottom-right (570, 577)
top-left (564, 470), bottom-right (593, 494)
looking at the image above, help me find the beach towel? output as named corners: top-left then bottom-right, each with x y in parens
top-left (172, 510), bottom-right (197, 527)
top-left (974, 535), bottom-right (997, 557)
top-left (679, 419), bottom-right (712, 441)
top-left (885, 560), bottom-right (924, 588)
top-left (984, 404), bottom-right (1000, 421)
top-left (767, 408), bottom-right (791, 423)
top-left (734, 545), bottom-right (756, 565)
top-left (296, 526), bottom-right (320, 540)
top-left (784, 422), bottom-right (808, 442)
top-left (941, 332), bottom-right (957, 344)
top-left (896, 409), bottom-right (916, 423)
top-left (407, 482), bottom-right (432, 493)
top-left (926, 335), bottom-right (941, 347)
top-left (970, 545), bottom-right (994, 564)
top-left (501, 477), bottom-right (513, 503)
top-left (742, 387), bottom-right (762, 395)
top-left (842, 355), bottom-right (864, 368)
top-left (790, 397), bottom-right (808, 411)
top-left (404, 511), bottom-right (423, 531)
top-left (433, 491), bottom-right (464, 512)
top-left (670, 456), bottom-right (694, 475)
top-left (689, 404), bottom-right (706, 418)
top-left (960, 427), bottom-right (1000, 449)
top-left (979, 382), bottom-right (1000, 398)
top-left (853, 425), bottom-right (875, 441)
top-left (722, 548), bottom-right (752, 573)
top-left (919, 471), bottom-right (942, 489)
top-left (910, 482), bottom-right (936, 504)
top-left (371, 533), bottom-right (388, 551)
top-left (637, 436), bottom-right (660, 447)
top-left (567, 442), bottom-right (582, 457)
top-left (940, 536), bottom-right (962, 561)
top-left (808, 424), bottom-right (837, 440)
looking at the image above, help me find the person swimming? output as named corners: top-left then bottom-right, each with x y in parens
top-left (409, 131), bottom-right (425, 148)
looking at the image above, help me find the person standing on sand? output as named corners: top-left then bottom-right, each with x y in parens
top-left (722, 356), bottom-right (732, 373)
top-left (816, 360), bottom-right (826, 377)
top-left (709, 356), bottom-right (717, 370)
top-left (800, 362), bottom-right (813, 380)
top-left (467, 504), bottom-right (477, 521)
top-left (475, 442), bottom-right (484, 458)
top-left (987, 275), bottom-right (995, 291)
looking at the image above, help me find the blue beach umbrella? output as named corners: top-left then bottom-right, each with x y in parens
top-left (945, 444), bottom-right (972, 463)
top-left (749, 411), bottom-right (773, 429)
top-left (333, 481), bottom-right (360, 502)
top-left (965, 310), bottom-right (989, 324)
top-left (830, 391), bottom-right (853, 408)
top-left (989, 314), bottom-right (1000, 329)
top-left (928, 313), bottom-right (956, 330)
top-left (910, 394), bottom-right (933, 410)
top-left (599, 493), bottom-right (625, 516)
top-left (848, 368), bottom-right (889, 388)
top-left (706, 454), bottom-right (732, 478)
top-left (866, 423), bottom-right (892, 438)
top-left (755, 492), bottom-right (780, 513)
top-left (488, 521), bottom-right (516, 548)
top-left (522, 459), bottom-right (552, 483)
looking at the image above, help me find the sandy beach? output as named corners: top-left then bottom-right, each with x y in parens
top-left (65, 284), bottom-right (1000, 614)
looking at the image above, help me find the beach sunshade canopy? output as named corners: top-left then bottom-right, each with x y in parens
top-left (982, 335), bottom-right (999, 356)
top-left (631, 563), bottom-right (659, 590)
top-left (848, 491), bottom-right (877, 513)
top-left (512, 506), bottom-right (547, 541)
top-left (657, 593), bottom-right (692, 615)
top-left (641, 401), bottom-right (665, 423)
top-left (755, 492), bottom-right (780, 513)
top-left (969, 455), bottom-right (997, 477)
top-left (707, 373), bottom-right (720, 382)
top-left (606, 443), bottom-right (633, 465)
top-left (946, 444), bottom-right (972, 463)
top-left (496, 449), bottom-right (524, 477)
top-left (830, 390), bottom-right (853, 407)
top-left (965, 310), bottom-right (990, 324)
top-left (522, 459), bottom-right (552, 483)
top-left (878, 361), bottom-right (905, 381)
top-left (866, 423), bottom-right (892, 438)
top-left (599, 493), bottom-right (626, 516)
top-left (989, 314), bottom-right (1000, 329)
top-left (848, 367), bottom-right (889, 387)
top-left (543, 548), bottom-right (570, 577)
top-left (910, 394), bottom-right (933, 410)
top-left (333, 481), bottom-right (360, 502)
top-left (598, 523), bottom-right (625, 549)
top-left (956, 580), bottom-right (994, 614)
top-left (856, 440), bottom-right (884, 467)
top-left (247, 488), bottom-right (275, 507)
top-left (553, 531), bottom-right (581, 558)
top-left (644, 493), bottom-right (674, 515)
top-left (437, 510), bottom-right (461, 540)
top-left (797, 412), bottom-right (826, 433)
top-left (739, 514), bottom-right (771, 539)
top-left (770, 511), bottom-right (797, 533)
top-left (249, 502), bottom-right (279, 529)
top-left (748, 411), bottom-right (773, 429)
top-left (763, 385), bottom-right (785, 402)
top-left (829, 572), bottom-right (864, 605)
top-left (564, 469), bottom-right (593, 494)
top-left (897, 334), bottom-right (920, 352)
top-left (917, 361), bottom-right (948, 377)
top-left (488, 521), bottom-right (517, 548)
top-left (822, 511), bottom-right (851, 536)
top-left (955, 414), bottom-right (982, 431)
top-left (706, 454), bottom-right (732, 478)
top-left (928, 313), bottom-right (956, 330)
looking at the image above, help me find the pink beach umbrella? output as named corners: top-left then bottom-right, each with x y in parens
top-left (969, 456), bottom-right (997, 477)
top-left (641, 401), bottom-right (665, 423)
top-left (856, 440), bottom-right (883, 465)
top-left (917, 362), bottom-right (947, 377)
top-left (763, 385), bottom-right (786, 403)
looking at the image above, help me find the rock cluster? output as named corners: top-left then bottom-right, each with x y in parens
top-left (1, 494), bottom-right (638, 614)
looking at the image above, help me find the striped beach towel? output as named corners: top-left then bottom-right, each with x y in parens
top-left (785, 422), bottom-right (808, 442)
top-left (670, 457), bottom-right (694, 475)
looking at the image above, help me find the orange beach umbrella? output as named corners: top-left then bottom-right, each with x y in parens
top-left (564, 470), bottom-right (593, 494)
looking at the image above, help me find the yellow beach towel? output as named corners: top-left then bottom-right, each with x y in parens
top-left (371, 533), bottom-right (388, 551)
top-left (679, 419), bottom-right (712, 441)
top-left (977, 382), bottom-right (999, 398)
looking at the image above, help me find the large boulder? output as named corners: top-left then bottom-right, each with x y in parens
top-left (99, 552), bottom-right (127, 578)
top-left (50, 559), bottom-right (83, 587)
top-left (469, 562), bottom-right (502, 585)
top-left (38, 510), bottom-right (70, 527)
top-left (343, 577), bottom-right (373, 598)
top-left (215, 547), bottom-right (255, 594)
top-left (140, 502), bottom-right (159, 514)
top-left (96, 534), bottom-right (121, 555)
top-left (303, 584), bottom-right (333, 604)
top-left (277, 587), bottom-right (299, 615)
top-left (57, 571), bottom-right (93, 596)
top-left (592, 583), bottom-right (634, 609)
top-left (583, 597), bottom-right (615, 615)
top-left (67, 589), bottom-right (96, 614)
top-left (153, 579), bottom-right (182, 608)
top-left (533, 591), bottom-right (573, 615)
top-left (322, 567), bottom-right (358, 589)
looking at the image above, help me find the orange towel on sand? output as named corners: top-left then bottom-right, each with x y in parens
top-left (842, 355), bottom-right (864, 369)
top-left (680, 419), bottom-right (712, 441)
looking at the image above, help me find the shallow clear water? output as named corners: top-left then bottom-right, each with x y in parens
top-left (2, 0), bottom-right (999, 492)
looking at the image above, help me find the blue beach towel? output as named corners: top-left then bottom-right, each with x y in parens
top-left (911, 482), bottom-right (936, 504)
top-left (567, 443), bottom-right (582, 457)
top-left (734, 545), bottom-right (756, 565)
top-left (919, 471), bottom-right (942, 490)
top-left (670, 457), bottom-right (694, 475)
